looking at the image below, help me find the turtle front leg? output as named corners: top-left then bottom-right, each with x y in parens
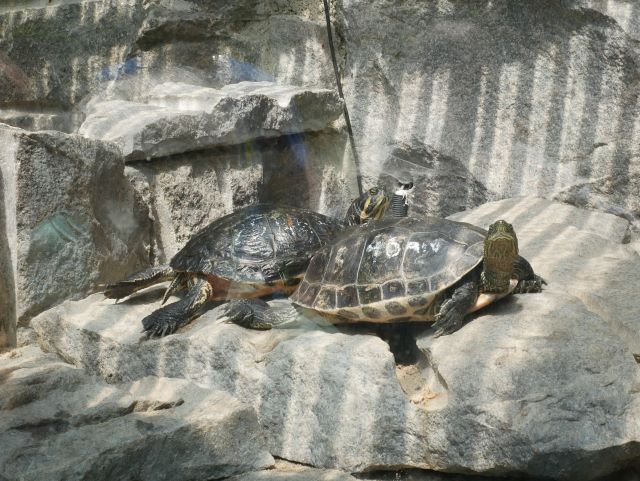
top-left (432, 279), bottom-right (478, 337)
top-left (512, 256), bottom-right (546, 293)
top-left (103, 265), bottom-right (174, 301)
top-left (142, 276), bottom-right (212, 338)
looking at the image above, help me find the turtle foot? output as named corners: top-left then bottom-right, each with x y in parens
top-left (514, 274), bottom-right (546, 293)
top-left (141, 277), bottom-right (211, 339)
top-left (141, 299), bottom-right (198, 338)
top-left (220, 299), bottom-right (274, 330)
top-left (432, 299), bottom-right (466, 337)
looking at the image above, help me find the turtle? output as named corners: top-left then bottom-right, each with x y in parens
top-left (222, 216), bottom-right (545, 337)
top-left (103, 187), bottom-right (390, 337)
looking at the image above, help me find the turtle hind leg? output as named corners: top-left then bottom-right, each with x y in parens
top-left (103, 265), bottom-right (174, 300)
top-left (512, 256), bottom-right (546, 293)
top-left (142, 276), bottom-right (213, 338)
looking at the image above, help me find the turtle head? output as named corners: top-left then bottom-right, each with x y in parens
top-left (482, 220), bottom-right (518, 292)
top-left (344, 187), bottom-right (390, 226)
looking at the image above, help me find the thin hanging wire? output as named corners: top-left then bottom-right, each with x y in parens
top-left (322, 0), bottom-right (364, 197)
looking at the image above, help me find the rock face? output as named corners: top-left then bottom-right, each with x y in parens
top-left (126, 129), bottom-right (358, 262)
top-left (375, 141), bottom-right (493, 219)
top-left (0, 345), bottom-right (274, 481)
top-left (1, 0), bottom-right (638, 232)
top-left (336, 0), bottom-right (640, 227)
top-left (0, 124), bottom-right (150, 347)
top-left (0, 0), bottom-right (335, 133)
top-left (563, 0), bottom-right (640, 41)
top-left (79, 82), bottom-right (344, 161)
top-left (30, 198), bottom-right (640, 479)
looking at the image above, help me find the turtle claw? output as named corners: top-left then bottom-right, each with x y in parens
top-left (432, 299), bottom-right (465, 337)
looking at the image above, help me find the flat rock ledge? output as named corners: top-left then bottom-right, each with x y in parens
top-left (78, 81), bottom-right (344, 161)
top-left (0, 345), bottom-right (274, 481)
top-left (30, 197), bottom-right (640, 480)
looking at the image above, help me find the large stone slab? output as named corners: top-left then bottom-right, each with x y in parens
top-left (0, 124), bottom-right (150, 347)
top-left (29, 198), bottom-right (640, 480)
top-left (0, 345), bottom-right (274, 481)
top-left (337, 0), bottom-right (640, 228)
top-left (78, 81), bottom-right (343, 161)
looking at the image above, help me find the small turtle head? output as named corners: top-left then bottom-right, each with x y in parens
top-left (482, 220), bottom-right (518, 292)
top-left (344, 187), bottom-right (390, 226)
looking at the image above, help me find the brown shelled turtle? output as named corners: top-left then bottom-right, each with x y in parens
top-left (224, 216), bottom-right (545, 336)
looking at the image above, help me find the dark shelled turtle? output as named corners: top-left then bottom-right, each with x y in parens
top-left (226, 216), bottom-right (545, 337)
top-left (104, 188), bottom-right (389, 337)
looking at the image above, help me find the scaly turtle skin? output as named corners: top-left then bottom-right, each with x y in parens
top-left (104, 188), bottom-right (389, 337)
top-left (225, 216), bottom-right (544, 337)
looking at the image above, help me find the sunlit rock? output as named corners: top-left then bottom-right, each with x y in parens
top-left (0, 124), bottom-right (149, 348)
top-left (228, 462), bottom-right (358, 481)
top-left (338, 0), bottom-right (640, 228)
top-left (78, 82), bottom-right (344, 161)
top-left (0, 345), bottom-right (274, 481)
top-left (30, 198), bottom-right (640, 479)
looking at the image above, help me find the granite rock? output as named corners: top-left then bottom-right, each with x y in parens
top-left (0, 124), bottom-right (150, 347)
top-left (0, 345), bottom-right (274, 481)
top-left (0, 0), bottom-right (334, 132)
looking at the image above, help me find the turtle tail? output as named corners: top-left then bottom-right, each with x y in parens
top-left (103, 265), bottom-right (175, 301)
top-left (142, 276), bottom-right (213, 337)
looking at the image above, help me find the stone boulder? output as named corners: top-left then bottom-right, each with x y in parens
top-left (0, 124), bottom-right (150, 348)
top-left (78, 81), bottom-right (343, 161)
top-left (0, 345), bottom-right (274, 481)
top-left (30, 198), bottom-right (640, 479)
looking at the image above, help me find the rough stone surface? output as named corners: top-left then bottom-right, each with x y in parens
top-left (0, 124), bottom-right (150, 346)
top-left (16, 326), bottom-right (37, 347)
top-left (336, 0), bottom-right (640, 228)
top-left (78, 81), bottom-right (343, 161)
top-left (229, 461), bottom-right (358, 481)
top-left (449, 197), bottom-right (640, 353)
top-left (126, 129), bottom-right (358, 262)
top-left (0, 0), bottom-right (334, 132)
top-left (0, 345), bottom-right (274, 481)
top-left (375, 141), bottom-right (493, 219)
top-left (563, 0), bottom-right (640, 41)
top-left (30, 199), bottom-right (640, 479)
